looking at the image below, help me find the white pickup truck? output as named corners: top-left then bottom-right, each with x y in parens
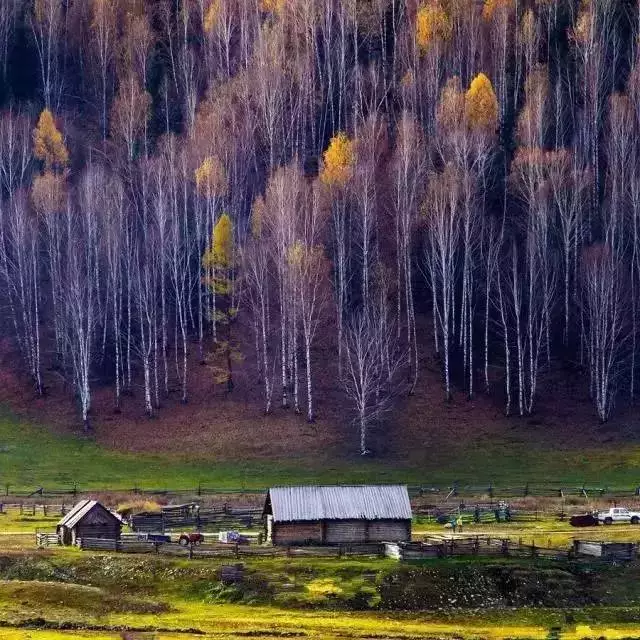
top-left (597, 507), bottom-right (640, 525)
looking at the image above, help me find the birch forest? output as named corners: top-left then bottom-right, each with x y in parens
top-left (0, 0), bottom-right (639, 453)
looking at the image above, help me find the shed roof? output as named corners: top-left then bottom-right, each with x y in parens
top-left (57, 500), bottom-right (122, 529)
top-left (265, 485), bottom-right (412, 522)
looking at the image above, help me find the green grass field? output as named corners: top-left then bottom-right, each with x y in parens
top-left (2, 549), bottom-right (640, 640)
top-left (3, 406), bottom-right (640, 491)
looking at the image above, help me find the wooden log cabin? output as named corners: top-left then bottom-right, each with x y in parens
top-left (263, 485), bottom-right (412, 545)
top-left (57, 499), bottom-right (123, 546)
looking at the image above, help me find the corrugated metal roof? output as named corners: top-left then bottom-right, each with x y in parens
top-left (267, 485), bottom-right (412, 522)
top-left (57, 500), bottom-right (120, 528)
top-left (57, 499), bottom-right (92, 527)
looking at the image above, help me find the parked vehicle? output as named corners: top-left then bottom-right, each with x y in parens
top-left (140, 533), bottom-right (171, 543)
top-left (597, 507), bottom-right (640, 525)
top-left (178, 532), bottom-right (205, 546)
top-left (569, 513), bottom-right (598, 527)
top-left (218, 530), bottom-right (249, 544)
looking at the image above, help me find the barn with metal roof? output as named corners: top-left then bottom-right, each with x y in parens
top-left (263, 485), bottom-right (412, 545)
top-left (57, 500), bottom-right (122, 546)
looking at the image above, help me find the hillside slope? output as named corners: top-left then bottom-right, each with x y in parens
top-left (1, 317), bottom-right (639, 491)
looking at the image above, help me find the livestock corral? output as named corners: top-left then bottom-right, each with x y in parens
top-left (16, 483), bottom-right (640, 564)
top-left (7, 484), bottom-right (640, 639)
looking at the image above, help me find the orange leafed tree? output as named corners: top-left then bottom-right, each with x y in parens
top-left (465, 73), bottom-right (499, 132)
top-left (203, 0), bottom-right (221, 32)
top-left (33, 109), bottom-right (69, 171)
top-left (320, 132), bottom-right (354, 188)
top-left (416, 1), bottom-right (451, 52)
top-left (482, 0), bottom-right (512, 22)
top-left (260, 0), bottom-right (286, 15)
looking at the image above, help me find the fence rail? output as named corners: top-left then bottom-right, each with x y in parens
top-left (130, 504), bottom-right (264, 532)
top-left (0, 503), bottom-right (69, 517)
top-left (35, 532), bottom-right (59, 547)
top-left (74, 537), bottom-right (386, 558)
top-left (5, 483), bottom-right (640, 501)
top-left (385, 536), bottom-right (573, 561)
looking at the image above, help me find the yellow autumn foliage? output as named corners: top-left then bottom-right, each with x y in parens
top-left (212, 213), bottom-right (233, 270)
top-left (260, 0), bottom-right (285, 15)
top-left (202, 213), bottom-right (234, 296)
top-left (465, 73), bottom-right (499, 133)
top-left (416, 2), bottom-right (451, 52)
top-left (320, 132), bottom-right (354, 188)
top-left (573, 8), bottom-right (592, 45)
top-left (482, 0), bottom-right (513, 22)
top-left (33, 109), bottom-right (69, 171)
top-left (203, 0), bottom-right (221, 32)
top-left (195, 156), bottom-right (227, 197)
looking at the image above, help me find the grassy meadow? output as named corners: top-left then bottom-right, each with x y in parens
top-left (3, 405), bottom-right (640, 491)
top-left (1, 549), bottom-right (640, 639)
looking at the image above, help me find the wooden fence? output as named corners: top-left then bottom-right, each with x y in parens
top-left (130, 504), bottom-right (264, 532)
top-left (385, 536), bottom-right (572, 561)
top-left (8, 483), bottom-right (640, 501)
top-left (0, 503), bottom-right (69, 517)
top-left (35, 532), bottom-right (59, 547)
top-left (74, 537), bottom-right (386, 558)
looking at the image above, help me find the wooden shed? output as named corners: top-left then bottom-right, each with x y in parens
top-left (573, 540), bottom-right (637, 561)
top-left (57, 500), bottom-right (122, 546)
top-left (263, 485), bottom-right (412, 546)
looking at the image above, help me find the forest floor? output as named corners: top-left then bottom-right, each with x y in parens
top-left (0, 317), bottom-right (640, 490)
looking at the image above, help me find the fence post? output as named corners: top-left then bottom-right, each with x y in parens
top-left (189, 543), bottom-right (193, 560)
top-left (4, 484), bottom-right (8, 496)
top-left (19, 503), bottom-right (23, 515)
top-left (43, 504), bottom-right (47, 517)
top-left (235, 543), bottom-right (239, 559)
